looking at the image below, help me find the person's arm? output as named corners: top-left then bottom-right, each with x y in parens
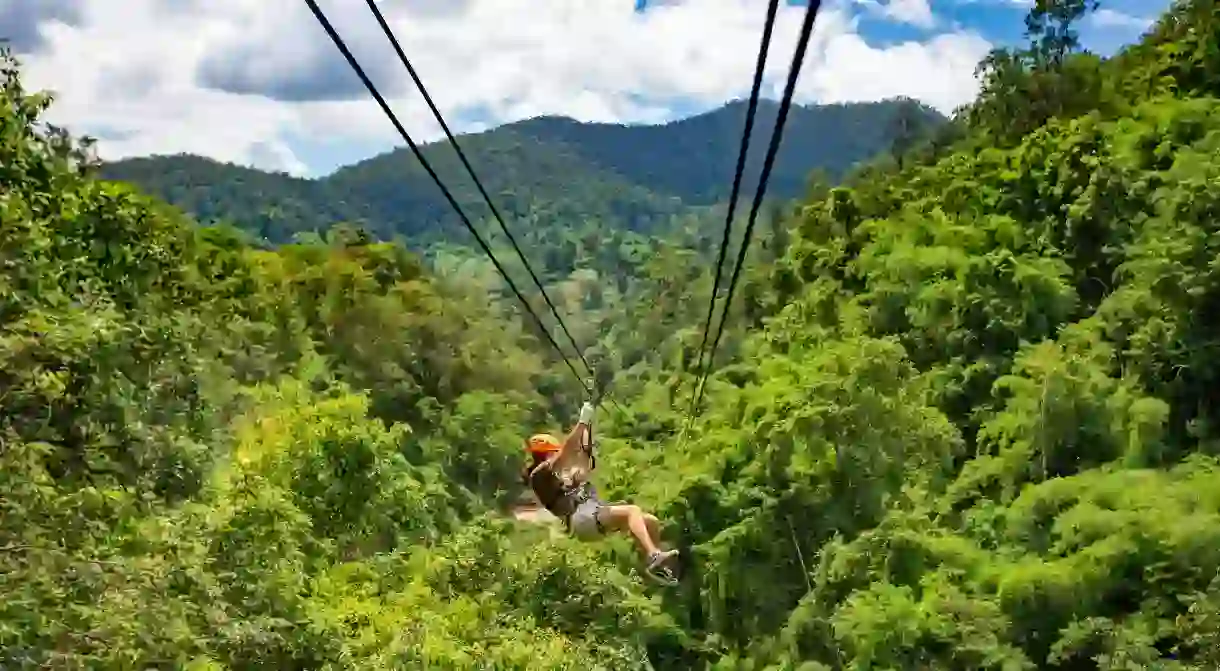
top-left (551, 402), bottom-right (595, 470)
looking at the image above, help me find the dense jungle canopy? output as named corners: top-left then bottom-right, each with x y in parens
top-left (3, 0), bottom-right (1220, 668)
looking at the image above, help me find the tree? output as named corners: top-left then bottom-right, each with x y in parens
top-left (7, 1), bottom-right (1220, 666)
top-left (1025, 0), bottom-right (1102, 67)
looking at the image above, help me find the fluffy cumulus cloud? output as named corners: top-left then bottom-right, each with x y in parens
top-left (0, 0), bottom-right (85, 53)
top-left (854, 0), bottom-right (937, 29)
top-left (1089, 8), bottom-right (1155, 31)
top-left (12, 0), bottom-right (996, 176)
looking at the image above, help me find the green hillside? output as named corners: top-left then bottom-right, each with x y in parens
top-left (7, 0), bottom-right (1220, 668)
top-left (505, 98), bottom-right (945, 205)
top-left (99, 98), bottom-right (944, 247)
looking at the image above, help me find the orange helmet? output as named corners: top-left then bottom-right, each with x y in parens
top-left (526, 433), bottom-right (561, 456)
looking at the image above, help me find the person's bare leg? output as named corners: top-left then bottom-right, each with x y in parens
top-left (642, 512), bottom-right (661, 547)
top-left (599, 504), bottom-right (661, 557)
top-left (640, 512), bottom-right (678, 571)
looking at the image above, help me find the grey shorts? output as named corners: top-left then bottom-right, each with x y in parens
top-left (568, 498), bottom-right (606, 540)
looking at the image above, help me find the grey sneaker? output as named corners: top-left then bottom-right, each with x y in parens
top-left (645, 549), bottom-right (680, 586)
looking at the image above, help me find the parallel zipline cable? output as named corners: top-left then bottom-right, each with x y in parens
top-left (303, 0), bottom-right (594, 396)
top-left (682, 0), bottom-right (780, 432)
top-left (361, 0), bottom-right (598, 387)
top-left (687, 0), bottom-right (825, 424)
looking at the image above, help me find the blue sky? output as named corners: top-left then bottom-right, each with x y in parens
top-left (14, 0), bottom-right (1180, 176)
top-left (289, 0), bottom-right (1172, 174)
top-left (635, 0), bottom-right (1170, 55)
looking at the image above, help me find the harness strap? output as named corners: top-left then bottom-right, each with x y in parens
top-left (582, 408), bottom-right (597, 470)
top-left (559, 482), bottom-right (605, 532)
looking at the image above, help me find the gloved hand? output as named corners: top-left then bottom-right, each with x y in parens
top-left (578, 401), bottom-right (595, 426)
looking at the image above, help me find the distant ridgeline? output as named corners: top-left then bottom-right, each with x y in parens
top-left (99, 98), bottom-right (946, 248)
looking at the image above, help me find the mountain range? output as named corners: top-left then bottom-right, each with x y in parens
top-left (100, 97), bottom-right (946, 247)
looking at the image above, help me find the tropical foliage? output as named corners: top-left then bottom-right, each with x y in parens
top-left (4, 0), bottom-right (1220, 667)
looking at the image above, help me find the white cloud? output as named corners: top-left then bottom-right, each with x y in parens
top-left (886, 0), bottom-right (937, 28)
top-left (950, 0), bottom-right (1031, 6)
top-left (855, 0), bottom-right (937, 29)
top-left (1089, 8), bottom-right (1154, 31)
top-left (14, 0), bottom-right (993, 177)
top-left (21, 0), bottom-right (309, 174)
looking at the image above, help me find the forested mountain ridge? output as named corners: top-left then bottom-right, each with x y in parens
top-left (99, 98), bottom-right (944, 246)
top-left (7, 0), bottom-right (1220, 667)
top-left (502, 98), bottom-right (946, 205)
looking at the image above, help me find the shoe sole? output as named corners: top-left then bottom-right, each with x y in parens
top-left (645, 571), bottom-right (679, 586)
top-left (645, 554), bottom-right (681, 586)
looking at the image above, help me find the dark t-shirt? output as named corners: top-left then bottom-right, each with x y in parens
top-left (529, 462), bottom-right (598, 518)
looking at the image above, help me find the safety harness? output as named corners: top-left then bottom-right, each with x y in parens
top-left (527, 388), bottom-right (606, 532)
top-left (584, 382), bottom-right (602, 470)
top-left (530, 404), bottom-right (604, 533)
top-left (563, 419), bottom-right (605, 534)
top-left (582, 406), bottom-right (597, 470)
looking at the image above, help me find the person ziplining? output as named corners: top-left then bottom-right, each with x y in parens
top-left (308, 0), bottom-right (819, 589)
top-left (520, 401), bottom-right (682, 586)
